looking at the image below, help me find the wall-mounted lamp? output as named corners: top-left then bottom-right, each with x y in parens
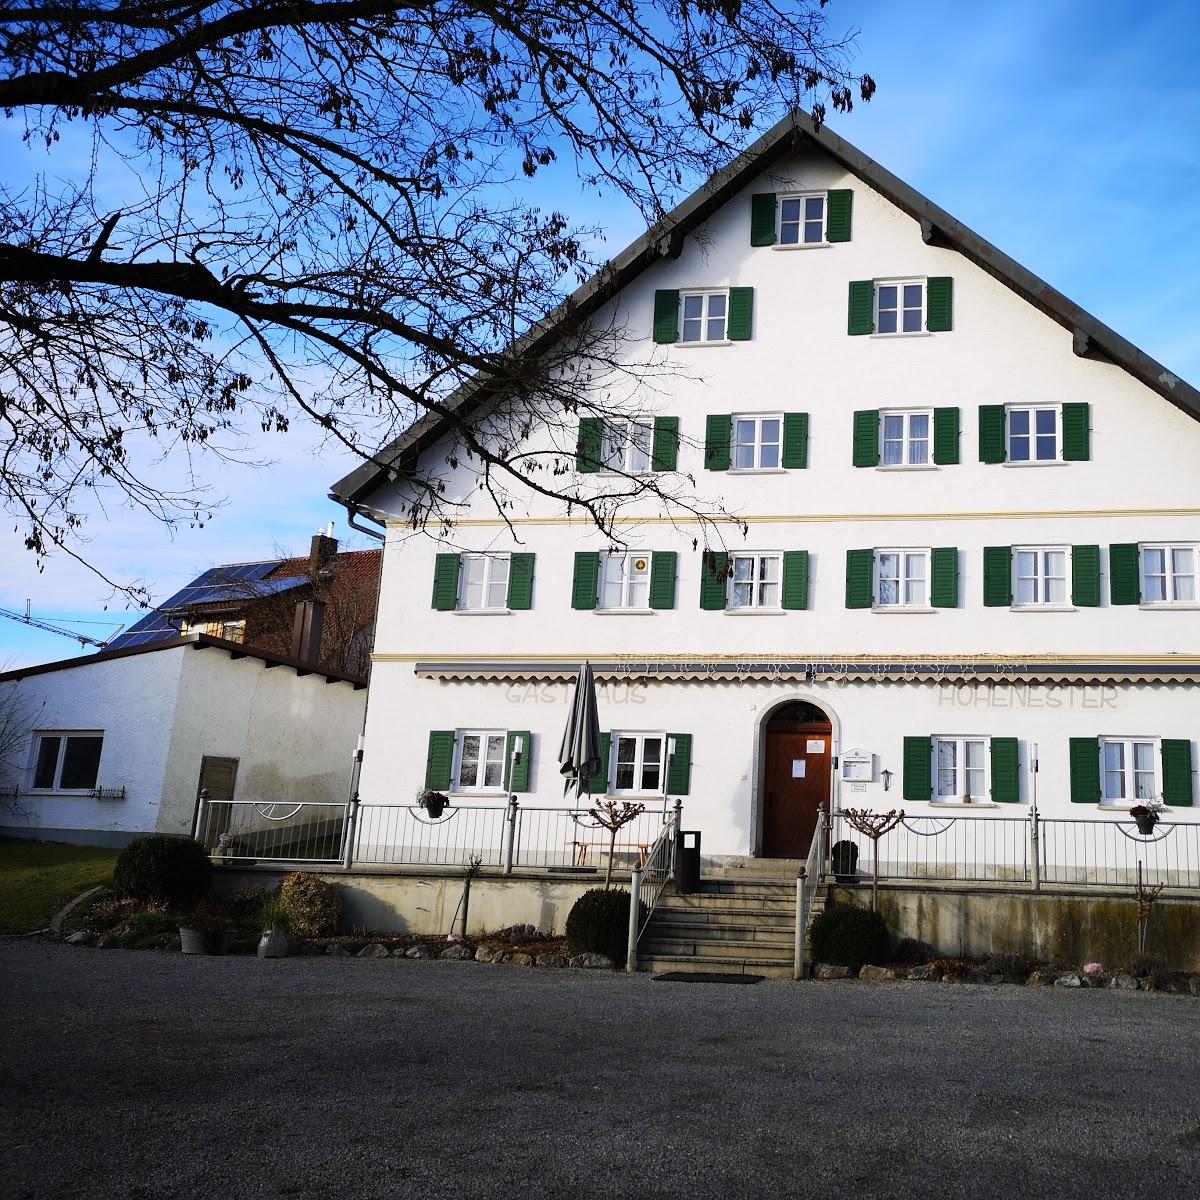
top-left (881, 768), bottom-right (893, 793)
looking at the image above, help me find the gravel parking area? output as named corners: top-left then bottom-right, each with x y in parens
top-left (3, 938), bottom-right (1199, 1200)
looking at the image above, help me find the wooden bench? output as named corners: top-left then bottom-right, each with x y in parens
top-left (569, 839), bottom-right (652, 868)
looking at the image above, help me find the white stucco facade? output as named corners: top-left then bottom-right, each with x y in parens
top-left (0, 639), bottom-right (365, 846)
top-left (349, 139), bottom-right (1199, 863)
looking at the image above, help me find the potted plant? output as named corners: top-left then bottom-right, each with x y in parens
top-left (417, 789), bottom-right (449, 819)
top-left (831, 839), bottom-right (859, 885)
top-left (257, 898), bottom-right (290, 959)
top-left (1129, 801), bottom-right (1164, 836)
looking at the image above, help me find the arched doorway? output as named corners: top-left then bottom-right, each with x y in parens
top-left (761, 701), bottom-right (833, 858)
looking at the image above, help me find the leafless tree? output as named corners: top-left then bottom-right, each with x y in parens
top-left (0, 2), bottom-right (873, 592)
top-left (0, 683), bottom-right (43, 817)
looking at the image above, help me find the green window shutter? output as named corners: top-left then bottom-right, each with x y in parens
top-left (431, 554), bottom-right (461, 611)
top-left (782, 551), bottom-right (810, 610)
top-left (826, 189), bottom-right (853, 242)
top-left (926, 277), bottom-right (954, 332)
top-left (1162, 740), bottom-right (1194, 808)
top-left (504, 731), bottom-right (532, 792)
top-left (576, 417), bottom-right (603, 473)
top-left (648, 551), bottom-right (677, 610)
top-left (781, 413), bottom-right (809, 469)
top-left (990, 738), bottom-right (1020, 803)
top-left (750, 193), bottom-right (777, 246)
top-left (1069, 737), bottom-right (1100, 804)
top-left (1061, 402), bottom-right (1091, 461)
top-left (983, 546), bottom-right (1013, 607)
top-left (933, 407), bottom-right (960, 466)
top-left (847, 280), bottom-right (874, 335)
top-left (506, 553), bottom-right (535, 610)
top-left (700, 551), bottom-right (728, 610)
top-left (666, 733), bottom-right (693, 795)
top-left (930, 547), bottom-right (959, 608)
top-left (425, 731), bottom-right (455, 791)
top-left (903, 736), bottom-right (932, 802)
top-left (1109, 543), bottom-right (1141, 605)
top-left (588, 732), bottom-right (611, 795)
top-left (653, 290), bottom-right (679, 344)
top-left (651, 417), bottom-right (679, 472)
top-left (978, 404), bottom-right (1006, 464)
top-left (704, 414), bottom-right (731, 471)
top-left (1071, 545), bottom-right (1101, 607)
top-left (845, 549), bottom-right (874, 609)
top-left (571, 551), bottom-right (600, 610)
top-left (852, 410), bottom-right (879, 468)
top-left (727, 287), bottom-right (754, 341)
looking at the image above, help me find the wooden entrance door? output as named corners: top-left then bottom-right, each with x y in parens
top-left (762, 724), bottom-right (831, 857)
top-left (195, 756), bottom-right (238, 839)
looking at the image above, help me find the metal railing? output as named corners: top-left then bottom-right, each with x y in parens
top-left (626, 805), bottom-right (680, 971)
top-left (196, 798), bottom-right (348, 864)
top-left (829, 806), bottom-right (1200, 892)
top-left (794, 805), bottom-right (828, 980)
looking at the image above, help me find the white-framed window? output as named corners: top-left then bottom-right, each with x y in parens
top-left (459, 554), bottom-right (510, 611)
top-left (1142, 544), bottom-right (1197, 605)
top-left (934, 736), bottom-right (988, 802)
top-left (599, 552), bottom-right (651, 610)
top-left (1006, 405), bottom-right (1059, 463)
top-left (601, 418), bottom-right (652, 473)
top-left (875, 549), bottom-right (929, 608)
top-left (881, 410), bottom-right (932, 467)
top-left (31, 731), bottom-right (104, 791)
top-left (875, 280), bottom-right (925, 335)
top-left (779, 193), bottom-right (826, 245)
top-left (732, 414), bottom-right (783, 470)
top-left (611, 732), bottom-right (665, 795)
top-left (1013, 546), bottom-right (1069, 607)
top-left (181, 616), bottom-right (246, 643)
top-left (680, 290), bottom-right (728, 343)
top-left (729, 552), bottom-right (782, 610)
top-left (453, 730), bottom-right (508, 791)
top-left (1100, 737), bottom-right (1159, 804)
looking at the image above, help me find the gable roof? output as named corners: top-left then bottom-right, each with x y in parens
top-left (329, 108), bottom-right (1200, 512)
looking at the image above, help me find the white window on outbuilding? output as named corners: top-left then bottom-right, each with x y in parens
top-left (31, 731), bottom-right (104, 791)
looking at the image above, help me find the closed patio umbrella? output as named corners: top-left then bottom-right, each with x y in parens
top-left (559, 661), bottom-right (602, 799)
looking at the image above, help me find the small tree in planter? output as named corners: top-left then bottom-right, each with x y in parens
top-left (582, 799), bottom-right (646, 888)
top-left (1134, 863), bottom-right (1165, 955)
top-left (841, 808), bottom-right (905, 912)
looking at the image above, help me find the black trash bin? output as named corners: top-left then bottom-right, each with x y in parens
top-left (675, 830), bottom-right (701, 895)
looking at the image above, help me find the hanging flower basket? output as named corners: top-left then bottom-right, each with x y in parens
top-left (1130, 805), bottom-right (1161, 836)
top-left (418, 790), bottom-right (449, 819)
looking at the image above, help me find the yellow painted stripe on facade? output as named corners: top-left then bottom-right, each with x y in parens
top-left (386, 507), bottom-right (1200, 530)
top-left (373, 652), bottom-right (1200, 666)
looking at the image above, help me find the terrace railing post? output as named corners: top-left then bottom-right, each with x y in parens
top-left (626, 866), bottom-right (643, 973)
top-left (1029, 808), bottom-right (1041, 892)
top-left (193, 788), bottom-right (208, 845)
top-left (794, 871), bottom-right (807, 981)
top-left (342, 796), bottom-right (359, 870)
top-left (503, 796), bottom-right (519, 875)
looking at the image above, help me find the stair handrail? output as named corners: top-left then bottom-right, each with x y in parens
top-left (625, 809), bottom-right (677, 972)
top-left (794, 805), bottom-right (828, 980)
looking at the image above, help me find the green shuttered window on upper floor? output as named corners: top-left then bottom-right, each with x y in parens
top-left (424, 729), bottom-right (533, 793)
top-left (849, 277), bottom-right (953, 336)
top-left (980, 402), bottom-right (1091, 463)
top-left (653, 288), bottom-right (753, 343)
top-left (708, 413), bottom-right (808, 471)
top-left (577, 415), bottom-right (679, 474)
top-left (750, 189), bottom-right (853, 246)
top-left (846, 548), bottom-right (958, 609)
top-left (432, 552), bottom-right (535, 611)
top-left (853, 408), bottom-right (960, 467)
top-left (572, 550), bottom-right (678, 610)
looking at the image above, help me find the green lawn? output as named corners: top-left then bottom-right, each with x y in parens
top-left (0, 838), bottom-right (119, 934)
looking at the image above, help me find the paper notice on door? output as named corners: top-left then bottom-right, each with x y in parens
top-left (806, 740), bottom-right (824, 754)
top-left (792, 759), bottom-right (806, 778)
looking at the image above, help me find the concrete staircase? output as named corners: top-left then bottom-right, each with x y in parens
top-left (639, 863), bottom-right (829, 980)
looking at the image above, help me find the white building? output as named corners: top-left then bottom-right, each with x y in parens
top-left (331, 112), bottom-right (1198, 869)
top-left (0, 636), bottom-right (366, 847)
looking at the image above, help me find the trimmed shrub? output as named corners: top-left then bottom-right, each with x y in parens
top-left (831, 840), bottom-right (859, 877)
top-left (893, 937), bottom-right (934, 965)
top-left (224, 885), bottom-right (270, 921)
top-left (112, 835), bottom-right (211, 909)
top-left (1128, 952), bottom-right (1170, 988)
top-left (565, 888), bottom-right (644, 965)
top-left (809, 902), bottom-right (890, 972)
top-left (277, 872), bottom-right (342, 938)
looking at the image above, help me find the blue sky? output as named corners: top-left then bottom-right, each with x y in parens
top-left (2, 0), bottom-right (1198, 666)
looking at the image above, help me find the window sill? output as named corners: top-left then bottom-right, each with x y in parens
top-left (1000, 460), bottom-right (1070, 468)
top-left (876, 464), bottom-right (939, 472)
top-left (771, 242), bottom-right (831, 251)
top-left (1096, 804), bottom-right (1165, 814)
top-left (723, 608), bottom-right (788, 616)
top-left (929, 800), bottom-right (1001, 810)
top-left (676, 339), bottom-right (733, 349)
top-left (25, 788), bottom-right (98, 797)
top-left (870, 606), bottom-right (935, 615)
top-left (452, 608), bottom-right (512, 616)
top-left (728, 467), bottom-right (789, 475)
top-left (869, 331), bottom-right (933, 340)
top-left (594, 608), bottom-right (655, 616)
top-left (1138, 603), bottom-right (1200, 611)
top-left (1009, 605), bottom-right (1078, 614)
top-left (450, 791), bottom-right (509, 800)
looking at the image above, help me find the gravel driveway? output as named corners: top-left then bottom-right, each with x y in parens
top-left (3, 938), bottom-right (1199, 1199)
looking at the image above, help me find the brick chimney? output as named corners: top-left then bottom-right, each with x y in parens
top-left (310, 524), bottom-right (338, 572)
top-left (290, 599), bottom-right (326, 665)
